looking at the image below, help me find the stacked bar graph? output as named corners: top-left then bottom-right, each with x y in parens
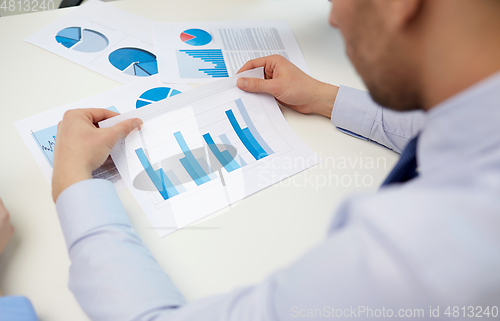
top-left (165, 169), bottom-right (186, 193)
top-left (203, 133), bottom-right (241, 173)
top-left (176, 49), bottom-right (229, 78)
top-left (226, 105), bottom-right (274, 161)
top-left (135, 148), bottom-right (179, 201)
top-left (234, 99), bottom-right (274, 155)
top-left (134, 98), bottom-right (275, 201)
top-left (174, 131), bottom-right (211, 186)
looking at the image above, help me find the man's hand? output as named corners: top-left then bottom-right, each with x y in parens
top-left (52, 108), bottom-right (142, 202)
top-left (0, 198), bottom-right (14, 256)
top-left (237, 55), bottom-right (339, 118)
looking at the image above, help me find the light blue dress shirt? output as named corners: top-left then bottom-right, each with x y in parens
top-left (0, 296), bottom-right (38, 321)
top-left (56, 72), bottom-right (500, 320)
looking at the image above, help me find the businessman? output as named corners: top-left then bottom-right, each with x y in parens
top-left (52, 0), bottom-right (500, 320)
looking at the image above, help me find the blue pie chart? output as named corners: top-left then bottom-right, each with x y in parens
top-left (56, 27), bottom-right (109, 53)
top-left (108, 47), bottom-right (158, 77)
top-left (136, 87), bottom-right (182, 108)
top-left (180, 29), bottom-right (213, 47)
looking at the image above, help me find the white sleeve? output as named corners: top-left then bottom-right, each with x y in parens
top-left (331, 86), bottom-right (425, 153)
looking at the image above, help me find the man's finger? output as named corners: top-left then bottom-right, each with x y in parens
top-left (86, 108), bottom-right (121, 124)
top-left (237, 77), bottom-right (276, 95)
top-left (237, 58), bottom-right (264, 74)
top-left (237, 57), bottom-right (274, 74)
top-left (106, 118), bottom-right (143, 144)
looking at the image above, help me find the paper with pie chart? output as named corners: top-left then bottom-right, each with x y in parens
top-left (180, 29), bottom-right (213, 46)
top-left (24, 0), bottom-right (158, 84)
top-left (153, 21), bottom-right (310, 84)
top-left (15, 76), bottom-right (191, 190)
top-left (136, 87), bottom-right (182, 108)
top-left (55, 27), bottom-right (109, 52)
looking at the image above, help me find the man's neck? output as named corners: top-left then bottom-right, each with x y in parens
top-left (419, 1), bottom-right (500, 111)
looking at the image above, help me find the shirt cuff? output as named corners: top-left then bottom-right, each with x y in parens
top-left (56, 179), bottom-right (131, 249)
top-left (331, 86), bottom-right (380, 139)
top-left (0, 296), bottom-right (38, 321)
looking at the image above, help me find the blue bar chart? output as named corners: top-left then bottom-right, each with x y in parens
top-left (226, 109), bottom-right (268, 160)
top-left (176, 49), bottom-right (229, 78)
top-left (175, 131), bottom-right (212, 186)
top-left (135, 148), bottom-right (179, 200)
top-left (98, 67), bottom-right (323, 237)
top-left (235, 99), bottom-right (274, 155)
top-left (203, 133), bottom-right (241, 173)
top-left (134, 98), bottom-right (275, 201)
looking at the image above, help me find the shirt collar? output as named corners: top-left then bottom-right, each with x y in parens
top-left (418, 70), bottom-right (500, 176)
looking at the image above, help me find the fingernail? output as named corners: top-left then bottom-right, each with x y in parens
top-left (133, 119), bottom-right (143, 130)
top-left (238, 78), bottom-right (248, 89)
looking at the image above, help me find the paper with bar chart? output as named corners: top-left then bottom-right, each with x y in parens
top-left (100, 69), bottom-right (320, 237)
top-left (24, 0), bottom-right (158, 83)
top-left (153, 21), bottom-right (310, 84)
top-left (15, 76), bottom-right (190, 189)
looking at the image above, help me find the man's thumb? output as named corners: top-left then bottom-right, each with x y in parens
top-left (108, 118), bottom-right (143, 143)
top-left (237, 77), bottom-right (272, 94)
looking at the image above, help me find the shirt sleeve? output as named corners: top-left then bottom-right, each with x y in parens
top-left (0, 296), bottom-right (38, 321)
top-left (56, 180), bottom-right (430, 321)
top-left (331, 86), bottom-right (425, 154)
top-left (56, 179), bottom-right (186, 321)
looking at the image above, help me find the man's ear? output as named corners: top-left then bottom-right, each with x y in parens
top-left (386, 0), bottom-right (423, 30)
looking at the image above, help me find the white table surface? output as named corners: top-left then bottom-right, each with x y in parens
top-left (0, 1), bottom-right (398, 320)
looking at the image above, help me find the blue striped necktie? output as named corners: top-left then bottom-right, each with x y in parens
top-left (381, 135), bottom-right (420, 187)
